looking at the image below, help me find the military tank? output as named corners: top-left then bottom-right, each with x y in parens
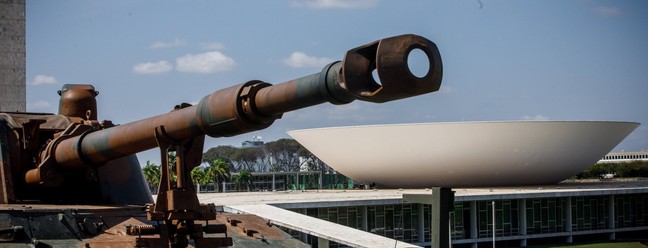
top-left (0, 34), bottom-right (442, 247)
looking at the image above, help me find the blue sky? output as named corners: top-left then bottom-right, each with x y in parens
top-left (25, 0), bottom-right (648, 165)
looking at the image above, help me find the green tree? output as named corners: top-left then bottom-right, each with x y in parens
top-left (232, 147), bottom-right (261, 172)
top-left (191, 167), bottom-right (209, 193)
top-left (203, 145), bottom-right (237, 166)
top-left (617, 161), bottom-right (648, 177)
top-left (265, 139), bottom-right (301, 172)
top-left (297, 145), bottom-right (333, 173)
top-left (142, 161), bottom-right (161, 193)
top-left (207, 158), bottom-right (231, 192)
top-left (164, 151), bottom-right (178, 182)
top-left (577, 161), bottom-right (648, 179)
top-left (202, 139), bottom-right (327, 173)
top-left (576, 163), bottom-right (615, 179)
top-left (233, 169), bottom-right (253, 192)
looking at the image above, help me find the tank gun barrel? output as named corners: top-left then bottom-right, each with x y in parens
top-left (25, 34), bottom-right (442, 185)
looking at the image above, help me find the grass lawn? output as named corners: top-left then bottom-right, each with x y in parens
top-left (530, 241), bottom-right (647, 248)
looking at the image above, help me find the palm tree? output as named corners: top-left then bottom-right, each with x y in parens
top-left (142, 161), bottom-right (161, 193)
top-left (233, 169), bottom-right (253, 192)
top-left (190, 167), bottom-right (209, 193)
top-left (167, 152), bottom-right (177, 182)
top-left (206, 158), bottom-right (231, 192)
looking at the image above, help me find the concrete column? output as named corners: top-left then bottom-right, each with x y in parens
top-left (296, 172), bottom-right (300, 190)
top-left (222, 181), bottom-right (226, 193)
top-left (361, 205), bottom-right (368, 231)
top-left (318, 171), bottom-right (322, 190)
top-left (608, 195), bottom-right (616, 240)
top-left (317, 237), bottom-right (330, 248)
top-left (418, 203), bottom-right (425, 243)
top-left (431, 188), bottom-right (453, 248)
top-left (403, 189), bottom-right (454, 248)
top-left (566, 197), bottom-right (573, 243)
top-left (519, 199), bottom-right (527, 247)
top-left (272, 173), bottom-right (276, 191)
top-left (492, 201), bottom-right (496, 248)
top-left (470, 201), bottom-right (478, 248)
top-left (0, 0), bottom-right (26, 112)
top-left (298, 209), bottom-right (308, 242)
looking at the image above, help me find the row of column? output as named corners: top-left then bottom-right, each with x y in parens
top-left (299, 195), bottom-right (621, 247)
top-left (465, 196), bottom-right (618, 247)
top-left (220, 172), bottom-right (324, 192)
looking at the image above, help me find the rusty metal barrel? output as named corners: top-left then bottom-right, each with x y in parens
top-left (26, 34), bottom-right (442, 183)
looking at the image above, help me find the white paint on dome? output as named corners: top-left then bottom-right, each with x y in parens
top-left (288, 121), bottom-right (639, 188)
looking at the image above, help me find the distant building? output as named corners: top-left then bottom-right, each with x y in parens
top-left (242, 135), bottom-right (264, 148)
top-left (209, 182), bottom-right (648, 248)
top-left (598, 150), bottom-right (648, 163)
top-left (199, 171), bottom-right (353, 193)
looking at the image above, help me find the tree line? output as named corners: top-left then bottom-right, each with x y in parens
top-left (201, 138), bottom-right (333, 173)
top-left (576, 161), bottom-right (648, 179)
top-left (142, 138), bottom-right (334, 192)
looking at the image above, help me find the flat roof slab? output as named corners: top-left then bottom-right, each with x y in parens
top-left (197, 181), bottom-right (648, 209)
top-left (226, 204), bottom-right (421, 248)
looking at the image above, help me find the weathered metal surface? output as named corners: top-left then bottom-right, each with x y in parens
top-left (216, 214), bottom-right (310, 248)
top-left (0, 34), bottom-right (443, 247)
top-left (0, 205), bottom-right (146, 247)
top-left (342, 34), bottom-right (442, 102)
top-left (57, 84), bottom-right (99, 120)
top-left (0, 205), bottom-right (301, 248)
top-left (129, 124), bottom-right (232, 247)
top-left (25, 34), bottom-right (443, 185)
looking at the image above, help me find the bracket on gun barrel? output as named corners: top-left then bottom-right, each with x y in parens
top-left (130, 123), bottom-right (232, 247)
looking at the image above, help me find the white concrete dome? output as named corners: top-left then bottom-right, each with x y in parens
top-left (288, 121), bottom-right (639, 188)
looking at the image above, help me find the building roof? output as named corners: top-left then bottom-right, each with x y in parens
top-left (226, 204), bottom-right (421, 248)
top-left (599, 150), bottom-right (648, 163)
top-left (198, 181), bottom-right (648, 209)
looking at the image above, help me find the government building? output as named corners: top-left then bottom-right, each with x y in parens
top-left (200, 180), bottom-right (648, 248)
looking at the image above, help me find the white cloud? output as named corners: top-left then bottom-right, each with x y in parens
top-left (291, 0), bottom-right (377, 9)
top-left (283, 52), bottom-right (334, 68)
top-left (29, 100), bottom-right (51, 109)
top-left (200, 42), bottom-right (225, 50)
top-left (150, 38), bottom-right (187, 49)
top-left (593, 6), bottom-right (621, 16)
top-left (133, 60), bottom-right (173, 74)
top-left (522, 114), bottom-right (550, 121)
top-left (175, 51), bottom-right (236, 73)
top-left (30, 75), bottom-right (57, 85)
top-left (439, 85), bottom-right (455, 94)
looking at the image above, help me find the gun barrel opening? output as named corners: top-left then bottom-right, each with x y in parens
top-left (341, 34), bottom-right (443, 103)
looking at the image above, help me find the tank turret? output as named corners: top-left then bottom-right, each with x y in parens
top-left (0, 34), bottom-right (442, 247)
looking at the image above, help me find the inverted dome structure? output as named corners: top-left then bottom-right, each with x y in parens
top-left (288, 121), bottom-right (639, 188)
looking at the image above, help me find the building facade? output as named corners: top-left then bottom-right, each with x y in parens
top-left (281, 187), bottom-right (648, 247)
top-left (196, 171), bottom-right (354, 193)
top-left (599, 150), bottom-right (648, 163)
